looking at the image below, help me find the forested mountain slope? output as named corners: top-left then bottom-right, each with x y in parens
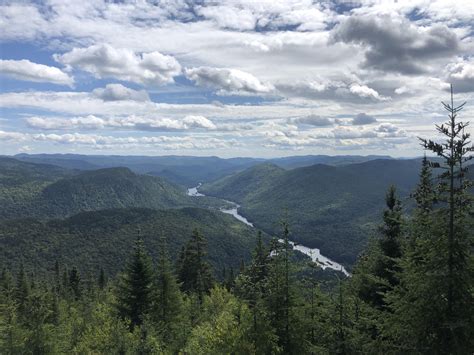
top-left (0, 207), bottom-right (261, 277)
top-left (0, 158), bottom-right (221, 220)
top-left (201, 159), bottom-right (426, 265)
top-left (14, 153), bottom-right (393, 186)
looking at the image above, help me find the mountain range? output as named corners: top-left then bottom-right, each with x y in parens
top-left (15, 153), bottom-right (394, 186)
top-left (200, 158), bottom-right (473, 265)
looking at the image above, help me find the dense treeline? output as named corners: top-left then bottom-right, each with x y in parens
top-left (0, 207), bottom-right (262, 279)
top-left (1, 89), bottom-right (473, 354)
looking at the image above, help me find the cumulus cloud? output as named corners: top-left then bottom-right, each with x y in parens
top-left (0, 59), bottom-right (73, 86)
top-left (290, 115), bottom-right (333, 126)
top-left (92, 84), bottom-right (150, 102)
top-left (185, 67), bottom-right (274, 95)
top-left (445, 59), bottom-right (474, 92)
top-left (332, 16), bottom-right (459, 74)
top-left (0, 130), bottom-right (234, 151)
top-left (54, 44), bottom-right (181, 86)
top-left (352, 113), bottom-right (377, 125)
top-left (349, 84), bottom-right (388, 101)
top-left (25, 114), bottom-right (216, 131)
top-left (277, 80), bottom-right (389, 102)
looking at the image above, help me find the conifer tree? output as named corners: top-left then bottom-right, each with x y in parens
top-left (117, 237), bottom-right (154, 328)
top-left (98, 268), bottom-right (106, 290)
top-left (15, 264), bottom-right (29, 320)
top-left (265, 222), bottom-right (306, 353)
top-left (177, 229), bottom-right (214, 303)
top-left (235, 231), bottom-right (273, 345)
top-left (68, 266), bottom-right (81, 300)
top-left (387, 85), bottom-right (473, 353)
top-left (152, 234), bottom-right (184, 348)
top-left (352, 186), bottom-right (404, 311)
top-left (375, 185), bottom-right (404, 290)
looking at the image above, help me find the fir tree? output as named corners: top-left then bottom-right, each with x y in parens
top-left (152, 234), bottom-right (184, 348)
top-left (387, 85), bottom-right (473, 353)
top-left (68, 266), bottom-right (81, 300)
top-left (375, 185), bottom-right (404, 290)
top-left (177, 229), bottom-right (214, 303)
top-left (117, 237), bottom-right (154, 328)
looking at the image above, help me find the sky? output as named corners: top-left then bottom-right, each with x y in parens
top-left (0, 0), bottom-right (473, 158)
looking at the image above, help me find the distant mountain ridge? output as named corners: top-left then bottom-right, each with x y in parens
top-left (14, 153), bottom-right (395, 186)
top-left (200, 158), bottom-right (429, 265)
top-left (0, 158), bottom-right (216, 220)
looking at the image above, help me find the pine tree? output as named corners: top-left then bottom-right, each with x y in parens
top-left (117, 237), bottom-right (154, 328)
top-left (177, 229), bottom-right (214, 303)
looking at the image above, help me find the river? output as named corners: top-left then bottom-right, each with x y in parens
top-left (187, 184), bottom-right (349, 276)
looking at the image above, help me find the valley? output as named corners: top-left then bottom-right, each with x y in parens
top-left (187, 184), bottom-right (349, 275)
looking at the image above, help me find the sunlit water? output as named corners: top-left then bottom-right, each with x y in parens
top-left (187, 185), bottom-right (349, 276)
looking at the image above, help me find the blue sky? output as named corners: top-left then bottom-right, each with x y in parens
top-left (0, 0), bottom-right (473, 157)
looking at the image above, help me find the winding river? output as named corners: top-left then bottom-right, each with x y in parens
top-left (187, 184), bottom-right (349, 276)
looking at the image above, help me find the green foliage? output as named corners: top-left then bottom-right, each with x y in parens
top-left (116, 237), bottom-right (154, 328)
top-left (385, 87), bottom-right (474, 354)
top-left (177, 229), bottom-right (214, 302)
top-left (0, 207), bottom-right (262, 278)
top-left (201, 159), bottom-right (423, 265)
top-left (151, 234), bottom-right (186, 350)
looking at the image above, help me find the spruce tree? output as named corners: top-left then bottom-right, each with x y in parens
top-left (152, 234), bottom-right (184, 348)
top-left (117, 237), bottom-right (154, 328)
top-left (265, 222), bottom-right (306, 353)
top-left (235, 232), bottom-right (271, 337)
top-left (68, 266), bottom-right (81, 300)
top-left (387, 85), bottom-right (473, 353)
top-left (375, 185), bottom-right (404, 290)
top-left (177, 229), bottom-right (214, 303)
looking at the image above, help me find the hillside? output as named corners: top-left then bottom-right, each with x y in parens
top-left (39, 167), bottom-right (191, 217)
top-left (0, 157), bottom-right (77, 218)
top-left (201, 159), bottom-right (426, 265)
top-left (15, 154), bottom-right (262, 186)
top-left (14, 153), bottom-right (393, 186)
top-left (0, 159), bottom-right (223, 220)
top-left (0, 207), bottom-right (262, 278)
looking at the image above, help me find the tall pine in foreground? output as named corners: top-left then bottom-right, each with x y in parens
top-left (116, 237), bottom-right (154, 328)
top-left (387, 85), bottom-right (473, 354)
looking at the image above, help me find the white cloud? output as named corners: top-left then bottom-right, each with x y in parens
top-left (185, 67), bottom-right (274, 95)
top-left (0, 129), bottom-right (234, 151)
top-left (25, 114), bottom-right (216, 131)
top-left (349, 84), bottom-right (388, 101)
top-left (445, 59), bottom-right (474, 92)
top-left (0, 59), bottom-right (74, 86)
top-left (54, 44), bottom-right (181, 86)
top-left (92, 84), bottom-right (150, 101)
